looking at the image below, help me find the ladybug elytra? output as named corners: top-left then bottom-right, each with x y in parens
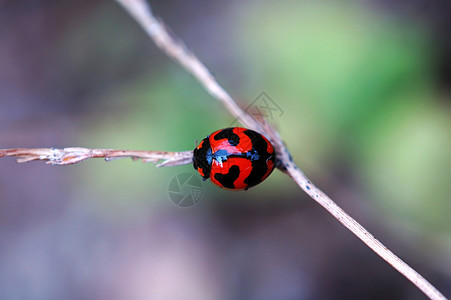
top-left (193, 127), bottom-right (276, 190)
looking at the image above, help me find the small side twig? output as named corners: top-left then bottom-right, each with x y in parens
top-left (113, 0), bottom-right (446, 299)
top-left (0, 148), bottom-right (193, 167)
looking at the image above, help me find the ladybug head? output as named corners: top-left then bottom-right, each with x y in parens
top-left (193, 137), bottom-right (212, 180)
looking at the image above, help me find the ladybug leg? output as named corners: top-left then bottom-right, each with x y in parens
top-left (275, 157), bottom-right (287, 172)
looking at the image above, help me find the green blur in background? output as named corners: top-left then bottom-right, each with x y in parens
top-left (75, 0), bottom-right (450, 231)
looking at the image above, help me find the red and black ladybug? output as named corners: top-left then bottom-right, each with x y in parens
top-left (193, 127), bottom-right (276, 190)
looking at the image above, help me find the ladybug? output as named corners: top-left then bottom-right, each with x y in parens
top-left (193, 127), bottom-right (276, 190)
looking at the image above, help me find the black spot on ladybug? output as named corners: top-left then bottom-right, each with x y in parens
top-left (214, 128), bottom-right (240, 146)
top-left (243, 130), bottom-right (266, 152)
top-left (244, 158), bottom-right (268, 187)
top-left (214, 165), bottom-right (240, 189)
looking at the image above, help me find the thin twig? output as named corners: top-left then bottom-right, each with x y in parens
top-left (0, 148), bottom-right (193, 167)
top-left (113, 0), bottom-right (446, 299)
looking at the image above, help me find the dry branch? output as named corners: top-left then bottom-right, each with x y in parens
top-left (0, 148), bottom-right (193, 167)
top-left (113, 0), bottom-right (446, 299)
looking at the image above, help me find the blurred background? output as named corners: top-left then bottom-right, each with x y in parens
top-left (0, 0), bottom-right (450, 299)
